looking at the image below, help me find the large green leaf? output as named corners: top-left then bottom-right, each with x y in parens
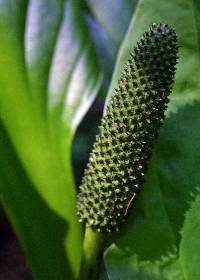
top-left (85, 0), bottom-right (138, 94)
top-left (104, 0), bottom-right (200, 278)
top-left (105, 194), bottom-right (200, 280)
top-left (0, 121), bottom-right (75, 279)
top-left (47, 0), bottom-right (102, 134)
top-left (0, 17), bottom-right (81, 280)
top-left (105, 245), bottom-right (183, 280)
top-left (86, 0), bottom-right (137, 47)
top-left (154, 104), bottom-right (200, 243)
top-left (0, 0), bottom-right (105, 278)
top-left (25, 0), bottom-right (64, 112)
top-left (180, 195), bottom-right (200, 280)
top-left (0, 0), bottom-right (28, 57)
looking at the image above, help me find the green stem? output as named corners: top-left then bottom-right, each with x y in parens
top-left (79, 227), bottom-right (104, 280)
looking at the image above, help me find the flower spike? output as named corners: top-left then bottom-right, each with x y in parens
top-left (77, 23), bottom-right (178, 232)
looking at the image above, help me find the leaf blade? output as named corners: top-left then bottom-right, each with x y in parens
top-left (180, 195), bottom-right (200, 280)
top-left (48, 0), bottom-right (102, 133)
top-left (0, 3), bottom-right (82, 278)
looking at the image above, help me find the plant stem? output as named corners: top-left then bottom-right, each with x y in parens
top-left (79, 227), bottom-right (104, 280)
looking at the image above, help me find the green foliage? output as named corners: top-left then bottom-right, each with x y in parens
top-left (0, 0), bottom-right (200, 279)
top-left (105, 194), bottom-right (200, 280)
top-left (0, 0), bottom-right (101, 279)
top-left (180, 195), bottom-right (200, 280)
top-left (0, 1), bottom-right (82, 279)
top-left (105, 245), bottom-right (182, 280)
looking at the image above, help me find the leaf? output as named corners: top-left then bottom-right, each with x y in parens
top-left (25, 0), bottom-right (64, 111)
top-left (47, 0), bottom-right (102, 133)
top-left (154, 104), bottom-right (200, 243)
top-left (105, 245), bottom-right (183, 280)
top-left (86, 0), bottom-right (137, 47)
top-left (105, 194), bottom-right (200, 280)
top-left (0, 0), bottom-right (28, 53)
top-left (25, 0), bottom-right (102, 133)
top-left (180, 195), bottom-right (200, 280)
top-left (85, 0), bottom-right (138, 94)
top-left (0, 1), bottom-right (82, 278)
top-left (0, 121), bottom-right (75, 279)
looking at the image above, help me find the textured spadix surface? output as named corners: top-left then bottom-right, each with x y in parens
top-left (77, 23), bottom-right (178, 232)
